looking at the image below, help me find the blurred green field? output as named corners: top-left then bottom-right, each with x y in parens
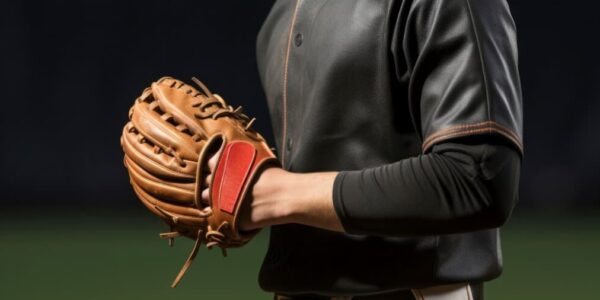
top-left (2, 209), bottom-right (599, 299)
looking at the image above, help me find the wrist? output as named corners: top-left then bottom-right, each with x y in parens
top-left (247, 167), bottom-right (294, 228)
top-left (247, 167), bottom-right (343, 232)
top-left (272, 171), bottom-right (340, 228)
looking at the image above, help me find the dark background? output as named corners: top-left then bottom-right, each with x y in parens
top-left (1, 1), bottom-right (599, 299)
top-left (0, 1), bottom-right (276, 208)
top-left (1, 1), bottom-right (599, 211)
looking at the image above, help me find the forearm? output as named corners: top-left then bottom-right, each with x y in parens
top-left (334, 140), bottom-right (521, 236)
top-left (284, 171), bottom-right (343, 232)
top-left (245, 139), bottom-right (520, 236)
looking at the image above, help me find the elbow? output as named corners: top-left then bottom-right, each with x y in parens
top-left (465, 182), bottom-right (518, 230)
top-left (477, 145), bottom-right (521, 229)
top-left (483, 199), bottom-right (515, 228)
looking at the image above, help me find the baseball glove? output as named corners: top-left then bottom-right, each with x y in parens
top-left (120, 76), bottom-right (279, 287)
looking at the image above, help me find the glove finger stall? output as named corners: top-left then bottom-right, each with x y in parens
top-left (130, 96), bottom-right (201, 162)
top-left (152, 78), bottom-right (213, 140)
top-left (125, 156), bottom-right (195, 204)
top-left (121, 124), bottom-right (198, 180)
top-left (130, 179), bottom-right (208, 226)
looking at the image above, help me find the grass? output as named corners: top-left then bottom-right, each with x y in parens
top-left (1, 209), bottom-right (598, 299)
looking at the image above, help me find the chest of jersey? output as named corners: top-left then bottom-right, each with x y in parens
top-left (257, 0), bottom-right (417, 171)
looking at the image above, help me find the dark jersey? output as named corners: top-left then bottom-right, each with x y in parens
top-left (256, 0), bottom-right (523, 296)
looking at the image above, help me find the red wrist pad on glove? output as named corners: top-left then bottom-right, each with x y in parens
top-left (211, 141), bottom-right (256, 214)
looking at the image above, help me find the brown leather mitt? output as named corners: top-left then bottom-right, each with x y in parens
top-left (120, 76), bottom-right (279, 287)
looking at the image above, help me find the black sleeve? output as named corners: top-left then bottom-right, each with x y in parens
top-left (332, 138), bottom-right (521, 236)
top-left (329, 0), bottom-right (524, 236)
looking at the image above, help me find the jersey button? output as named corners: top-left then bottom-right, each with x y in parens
top-left (294, 33), bottom-right (303, 47)
top-left (286, 138), bottom-right (293, 151)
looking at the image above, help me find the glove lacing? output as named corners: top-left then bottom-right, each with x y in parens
top-left (158, 222), bottom-right (230, 288)
top-left (154, 204), bottom-right (232, 288)
top-left (190, 77), bottom-right (257, 132)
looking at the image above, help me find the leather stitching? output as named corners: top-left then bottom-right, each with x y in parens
top-left (422, 121), bottom-right (523, 153)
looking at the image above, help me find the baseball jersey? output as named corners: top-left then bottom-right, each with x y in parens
top-left (256, 0), bottom-right (523, 296)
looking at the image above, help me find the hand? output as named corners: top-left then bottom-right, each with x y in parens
top-left (199, 148), bottom-right (287, 231)
top-left (200, 148), bottom-right (344, 233)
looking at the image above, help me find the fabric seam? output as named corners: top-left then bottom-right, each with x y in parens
top-left (281, 0), bottom-right (301, 166)
top-left (422, 121), bottom-right (523, 153)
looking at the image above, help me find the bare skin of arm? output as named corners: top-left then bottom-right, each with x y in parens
top-left (200, 152), bottom-right (344, 233)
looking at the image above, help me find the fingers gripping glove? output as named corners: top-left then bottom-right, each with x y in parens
top-left (120, 76), bottom-right (279, 287)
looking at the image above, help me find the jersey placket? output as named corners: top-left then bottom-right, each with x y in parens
top-left (281, 0), bottom-right (302, 168)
